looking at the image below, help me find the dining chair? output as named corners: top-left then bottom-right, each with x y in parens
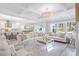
top-left (6, 32), bottom-right (11, 40)
top-left (12, 31), bottom-right (17, 40)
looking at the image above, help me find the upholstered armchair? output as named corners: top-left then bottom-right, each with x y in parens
top-left (36, 33), bottom-right (49, 44)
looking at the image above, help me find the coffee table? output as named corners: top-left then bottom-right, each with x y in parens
top-left (46, 39), bottom-right (54, 52)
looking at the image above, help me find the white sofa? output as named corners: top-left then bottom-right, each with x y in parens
top-left (36, 32), bottom-right (70, 44)
top-left (48, 32), bottom-right (70, 43)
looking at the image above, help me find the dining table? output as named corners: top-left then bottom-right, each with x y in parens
top-left (4, 32), bottom-right (18, 40)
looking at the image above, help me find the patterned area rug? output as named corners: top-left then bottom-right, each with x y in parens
top-left (23, 39), bottom-right (68, 56)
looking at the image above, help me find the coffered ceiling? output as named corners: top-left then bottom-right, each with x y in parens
top-left (0, 3), bottom-right (75, 23)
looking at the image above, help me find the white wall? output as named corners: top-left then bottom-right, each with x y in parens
top-left (76, 22), bottom-right (79, 56)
